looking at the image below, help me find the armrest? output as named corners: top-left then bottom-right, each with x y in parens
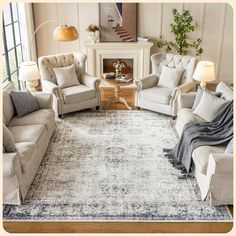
top-left (207, 153), bottom-right (233, 176)
top-left (179, 92), bottom-right (197, 108)
top-left (3, 152), bottom-right (18, 177)
top-left (175, 81), bottom-right (196, 93)
top-left (41, 80), bottom-right (61, 96)
top-left (80, 73), bottom-right (101, 89)
top-left (135, 74), bottom-right (159, 91)
top-left (34, 92), bottom-right (53, 109)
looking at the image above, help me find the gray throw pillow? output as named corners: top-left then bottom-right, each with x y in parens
top-left (225, 139), bottom-right (233, 154)
top-left (10, 90), bottom-right (39, 118)
top-left (3, 124), bottom-right (16, 152)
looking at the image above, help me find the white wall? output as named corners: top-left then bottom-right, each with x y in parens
top-left (33, 2), bottom-right (233, 83)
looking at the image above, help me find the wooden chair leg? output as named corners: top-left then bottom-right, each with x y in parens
top-left (137, 106), bottom-right (141, 110)
top-left (96, 106), bottom-right (100, 111)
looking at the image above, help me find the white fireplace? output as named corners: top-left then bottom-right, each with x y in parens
top-left (85, 42), bottom-right (153, 86)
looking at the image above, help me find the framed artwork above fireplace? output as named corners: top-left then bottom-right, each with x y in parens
top-left (99, 3), bottom-right (137, 42)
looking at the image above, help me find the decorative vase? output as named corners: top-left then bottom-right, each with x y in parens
top-left (113, 60), bottom-right (125, 78)
top-left (88, 32), bottom-right (99, 43)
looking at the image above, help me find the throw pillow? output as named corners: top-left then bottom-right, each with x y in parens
top-left (10, 90), bottom-right (39, 118)
top-left (192, 88), bottom-right (222, 110)
top-left (158, 65), bottom-right (184, 89)
top-left (192, 87), bottom-right (204, 110)
top-left (193, 89), bottom-right (228, 122)
top-left (3, 124), bottom-right (16, 152)
top-left (215, 81), bottom-right (233, 101)
top-left (225, 139), bottom-right (233, 154)
top-left (53, 64), bottom-right (79, 88)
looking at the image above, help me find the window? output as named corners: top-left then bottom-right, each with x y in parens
top-left (2, 3), bottom-right (23, 89)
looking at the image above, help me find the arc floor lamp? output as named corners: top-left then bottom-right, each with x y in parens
top-left (19, 20), bottom-right (78, 92)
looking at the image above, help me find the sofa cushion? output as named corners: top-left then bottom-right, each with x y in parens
top-left (192, 145), bottom-right (226, 175)
top-left (139, 86), bottom-right (173, 104)
top-left (177, 108), bottom-right (206, 126)
top-left (8, 124), bottom-right (46, 144)
top-left (8, 109), bottom-right (55, 131)
top-left (15, 142), bottom-right (36, 173)
top-left (3, 90), bottom-right (15, 125)
top-left (3, 124), bottom-right (16, 152)
top-left (61, 85), bottom-right (96, 104)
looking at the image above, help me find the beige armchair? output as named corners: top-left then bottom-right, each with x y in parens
top-left (135, 53), bottom-right (197, 117)
top-left (38, 52), bottom-right (101, 117)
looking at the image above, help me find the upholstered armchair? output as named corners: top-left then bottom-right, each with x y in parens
top-left (135, 53), bottom-right (197, 117)
top-left (38, 52), bottom-right (101, 117)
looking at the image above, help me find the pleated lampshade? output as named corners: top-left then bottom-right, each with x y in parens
top-left (53, 25), bottom-right (79, 41)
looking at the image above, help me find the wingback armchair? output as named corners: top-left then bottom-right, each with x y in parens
top-left (135, 53), bottom-right (197, 116)
top-left (38, 52), bottom-right (101, 116)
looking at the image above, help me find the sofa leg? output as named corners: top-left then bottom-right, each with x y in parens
top-left (96, 106), bottom-right (100, 111)
top-left (58, 114), bottom-right (63, 119)
top-left (137, 106), bottom-right (141, 110)
top-left (172, 116), bottom-right (177, 120)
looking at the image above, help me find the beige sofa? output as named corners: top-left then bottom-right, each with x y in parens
top-left (38, 52), bottom-right (101, 117)
top-left (135, 53), bottom-right (197, 117)
top-left (3, 82), bottom-right (56, 205)
top-left (176, 81), bottom-right (233, 206)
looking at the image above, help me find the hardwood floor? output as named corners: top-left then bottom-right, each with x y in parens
top-left (3, 221), bottom-right (233, 233)
top-left (3, 87), bottom-right (233, 233)
top-left (100, 86), bottom-right (137, 110)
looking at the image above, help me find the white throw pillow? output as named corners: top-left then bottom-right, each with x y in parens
top-left (53, 64), bottom-right (79, 88)
top-left (158, 65), bottom-right (184, 89)
top-left (193, 89), bottom-right (228, 122)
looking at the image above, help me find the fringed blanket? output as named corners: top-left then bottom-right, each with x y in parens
top-left (164, 101), bottom-right (233, 178)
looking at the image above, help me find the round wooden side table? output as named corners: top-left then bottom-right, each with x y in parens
top-left (101, 76), bottom-right (134, 110)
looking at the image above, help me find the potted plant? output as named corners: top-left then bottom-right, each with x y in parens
top-left (157, 9), bottom-right (203, 56)
top-left (87, 23), bottom-right (100, 43)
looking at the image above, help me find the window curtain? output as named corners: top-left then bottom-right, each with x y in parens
top-left (18, 3), bottom-right (37, 61)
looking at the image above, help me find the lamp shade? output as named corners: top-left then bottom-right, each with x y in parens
top-left (193, 61), bottom-right (215, 83)
top-left (19, 61), bottom-right (40, 81)
top-left (53, 25), bottom-right (78, 41)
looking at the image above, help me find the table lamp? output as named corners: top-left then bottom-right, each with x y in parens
top-left (193, 61), bottom-right (215, 89)
top-left (19, 61), bottom-right (40, 93)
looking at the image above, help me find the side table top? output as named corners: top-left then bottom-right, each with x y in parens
top-left (101, 75), bottom-right (134, 86)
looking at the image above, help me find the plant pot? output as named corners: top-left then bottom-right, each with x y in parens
top-left (88, 32), bottom-right (99, 43)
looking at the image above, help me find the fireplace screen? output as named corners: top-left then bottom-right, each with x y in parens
top-left (103, 59), bottom-right (133, 77)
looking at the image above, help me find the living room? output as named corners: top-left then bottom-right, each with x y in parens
top-left (1, 1), bottom-right (234, 234)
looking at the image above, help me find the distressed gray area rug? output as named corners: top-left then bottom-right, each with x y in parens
top-left (3, 110), bottom-right (232, 222)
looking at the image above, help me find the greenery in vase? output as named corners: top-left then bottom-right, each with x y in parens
top-left (86, 24), bottom-right (100, 33)
top-left (157, 9), bottom-right (203, 56)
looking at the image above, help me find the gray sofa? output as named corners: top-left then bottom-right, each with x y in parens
top-left (176, 81), bottom-right (233, 206)
top-left (3, 82), bottom-right (56, 205)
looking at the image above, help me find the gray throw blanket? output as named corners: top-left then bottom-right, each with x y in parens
top-left (164, 101), bottom-right (233, 175)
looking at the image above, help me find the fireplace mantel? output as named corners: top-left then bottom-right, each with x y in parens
top-left (85, 42), bottom-right (153, 85)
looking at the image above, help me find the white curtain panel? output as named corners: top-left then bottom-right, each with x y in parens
top-left (18, 3), bottom-right (37, 61)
